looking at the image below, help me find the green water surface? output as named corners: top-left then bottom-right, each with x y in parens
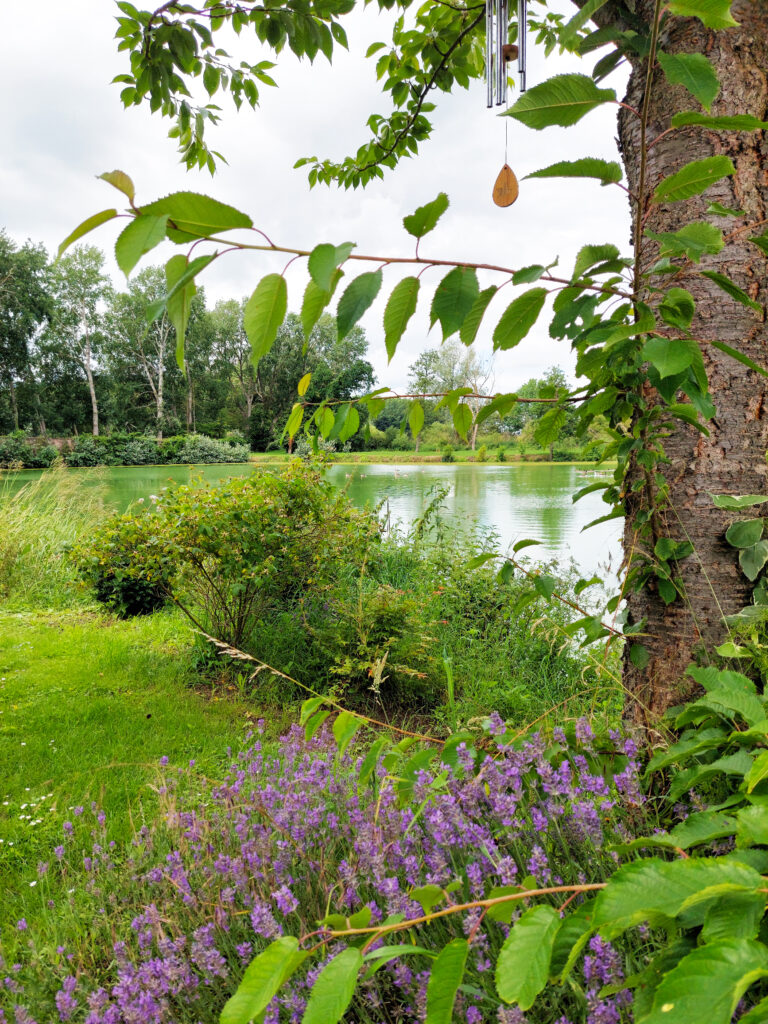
top-left (3, 462), bottom-right (621, 577)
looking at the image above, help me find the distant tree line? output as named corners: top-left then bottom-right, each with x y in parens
top-left (1, 228), bottom-right (591, 455)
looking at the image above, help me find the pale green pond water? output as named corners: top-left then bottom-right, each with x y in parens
top-left (3, 462), bottom-right (621, 578)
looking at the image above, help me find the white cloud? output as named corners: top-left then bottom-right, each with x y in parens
top-left (0, 0), bottom-right (630, 392)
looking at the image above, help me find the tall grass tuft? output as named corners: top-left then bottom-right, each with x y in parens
top-left (0, 463), bottom-right (105, 608)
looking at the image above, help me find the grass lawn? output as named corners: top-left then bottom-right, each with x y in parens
top-left (0, 607), bottom-right (294, 921)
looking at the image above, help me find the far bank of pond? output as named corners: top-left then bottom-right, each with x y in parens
top-left (3, 462), bottom-right (621, 578)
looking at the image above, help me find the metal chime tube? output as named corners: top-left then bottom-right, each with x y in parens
top-left (495, 0), bottom-right (506, 105)
top-left (486, 0), bottom-right (494, 107)
top-left (518, 0), bottom-right (527, 92)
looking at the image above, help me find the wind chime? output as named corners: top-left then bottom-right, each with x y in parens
top-left (487, 0), bottom-right (527, 207)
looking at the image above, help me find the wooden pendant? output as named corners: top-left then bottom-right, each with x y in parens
top-left (492, 163), bottom-right (519, 207)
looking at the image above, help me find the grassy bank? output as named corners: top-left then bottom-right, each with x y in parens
top-left (250, 450), bottom-right (615, 466)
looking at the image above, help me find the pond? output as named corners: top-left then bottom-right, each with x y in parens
top-left (3, 461), bottom-right (622, 579)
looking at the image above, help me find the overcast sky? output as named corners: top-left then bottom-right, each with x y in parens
top-left (0, 0), bottom-right (630, 392)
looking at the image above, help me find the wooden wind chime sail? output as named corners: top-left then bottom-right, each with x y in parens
top-left (487, 0), bottom-right (527, 207)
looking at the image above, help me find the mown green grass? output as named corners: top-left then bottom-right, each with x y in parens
top-left (0, 607), bottom-right (295, 923)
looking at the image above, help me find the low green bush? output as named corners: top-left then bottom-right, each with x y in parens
top-left (0, 431), bottom-right (58, 468)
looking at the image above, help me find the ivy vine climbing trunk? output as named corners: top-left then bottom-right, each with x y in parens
top-left (610, 0), bottom-right (768, 724)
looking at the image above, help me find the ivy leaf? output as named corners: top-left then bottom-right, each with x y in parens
top-left (403, 192), bottom-right (450, 239)
top-left (658, 52), bottom-right (720, 111)
top-left (452, 403), bottom-right (473, 440)
top-left (302, 947), bottom-right (363, 1024)
top-left (506, 73), bottom-right (616, 130)
top-left (492, 288), bottom-right (547, 351)
top-left (525, 158), bottom-right (622, 185)
top-left (115, 213), bottom-right (168, 277)
top-left (659, 287), bottom-right (696, 330)
top-left (409, 401), bottom-right (425, 439)
top-left (643, 338), bottom-right (699, 378)
top-left (672, 112), bottom-right (768, 131)
top-left (739, 541), bottom-right (768, 582)
top-left (712, 495), bottom-right (768, 510)
top-left (430, 267), bottom-right (479, 340)
top-left (308, 242), bottom-right (355, 292)
top-left (425, 938), bottom-right (469, 1024)
top-left (700, 271), bottom-right (762, 313)
top-left (337, 270), bottom-right (382, 341)
top-left (58, 209), bottom-right (119, 258)
top-left (653, 156), bottom-right (735, 204)
top-left (140, 191), bottom-right (252, 236)
top-left (496, 906), bottom-right (561, 1009)
top-left (642, 940), bottom-right (768, 1024)
top-left (460, 287), bottom-right (497, 347)
top-left (667, 0), bottom-right (738, 30)
top-left (383, 277), bottom-right (420, 361)
top-left (244, 274), bottom-right (288, 368)
top-left (220, 937), bottom-right (307, 1024)
top-left (726, 519), bottom-right (764, 548)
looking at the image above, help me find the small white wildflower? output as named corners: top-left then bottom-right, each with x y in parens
top-left (29, 880), bottom-right (37, 887)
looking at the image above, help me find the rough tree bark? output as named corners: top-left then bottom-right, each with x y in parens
top-left (600, 0), bottom-right (768, 724)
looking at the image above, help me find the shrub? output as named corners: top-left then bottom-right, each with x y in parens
top-left (0, 432), bottom-right (59, 468)
top-left (441, 444), bottom-right (456, 463)
top-left (1, 718), bottom-right (646, 1024)
top-left (498, 447), bottom-right (507, 462)
top-left (74, 465), bottom-right (378, 647)
top-left (477, 444), bottom-right (488, 463)
top-left (175, 433), bottom-right (251, 464)
top-left (65, 435), bottom-right (110, 466)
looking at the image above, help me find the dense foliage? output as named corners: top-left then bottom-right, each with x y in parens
top-left (0, 718), bottom-right (645, 1024)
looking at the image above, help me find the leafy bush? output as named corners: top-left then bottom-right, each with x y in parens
top-left (477, 444), bottom-right (488, 463)
top-left (65, 435), bottom-right (109, 466)
top-left (441, 444), bottom-right (456, 463)
top-left (174, 432), bottom-right (251, 463)
top-left (74, 465), bottom-right (378, 646)
top-left (0, 432), bottom-right (59, 468)
top-left (1, 717), bottom-right (646, 1024)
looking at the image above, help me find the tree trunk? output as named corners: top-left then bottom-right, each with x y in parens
top-left (616, 0), bottom-right (768, 725)
top-left (83, 338), bottom-right (99, 437)
top-left (8, 375), bottom-right (19, 431)
top-left (186, 374), bottom-right (194, 433)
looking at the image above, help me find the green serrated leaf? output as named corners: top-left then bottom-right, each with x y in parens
top-left (672, 112), bottom-right (768, 131)
top-left (409, 401), bottom-right (425, 438)
top-left (140, 191), bottom-right (252, 236)
top-left (573, 243), bottom-right (621, 280)
top-left (220, 937), bottom-right (307, 1024)
top-left (337, 270), bottom-right (382, 341)
top-left (115, 213), bottom-right (168, 277)
top-left (653, 156), bottom-right (735, 204)
top-left (403, 192), bottom-right (450, 239)
top-left (647, 222), bottom-right (724, 263)
top-left (384, 277), bottom-right (420, 361)
top-left (302, 947), bottom-right (362, 1024)
top-left (712, 494), bottom-right (768, 510)
top-left (430, 267), bottom-right (479, 341)
top-left (98, 169), bottom-right (136, 201)
top-left (505, 73), bottom-right (616, 130)
top-left (58, 209), bottom-right (119, 258)
top-left (452, 403), bottom-right (473, 440)
top-left (496, 905), bottom-right (561, 1009)
top-left (245, 274), bottom-right (288, 369)
top-left (425, 938), bottom-right (469, 1024)
top-left (667, 0), bottom-right (738, 30)
top-left (642, 939), bottom-right (768, 1024)
top-left (308, 242), bottom-right (355, 292)
top-left (658, 52), bottom-right (720, 111)
top-left (460, 287), bottom-right (497, 347)
top-left (643, 337), bottom-right (698, 378)
top-left (301, 278), bottom-right (333, 341)
top-left (525, 157), bottom-right (622, 185)
top-left (700, 271), bottom-right (762, 313)
top-left (492, 288), bottom-right (547, 351)
top-left (332, 711), bottom-right (362, 757)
